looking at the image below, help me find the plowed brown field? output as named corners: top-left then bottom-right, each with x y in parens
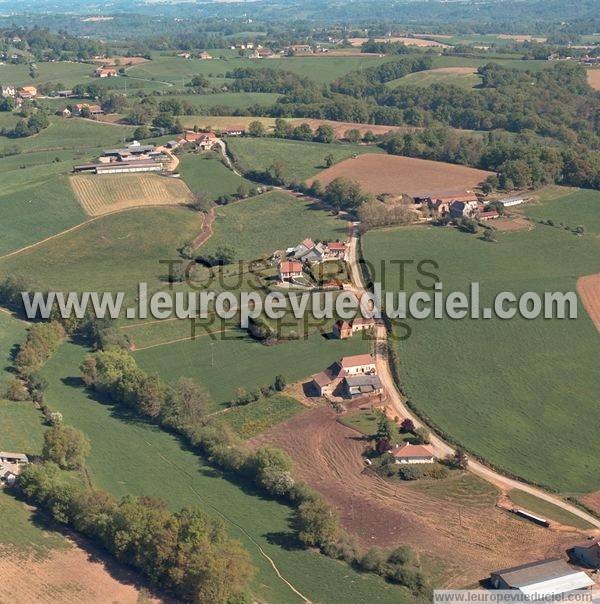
top-left (250, 406), bottom-right (581, 587)
top-left (70, 173), bottom-right (193, 216)
top-left (580, 491), bottom-right (600, 515)
top-left (587, 70), bottom-right (600, 91)
top-left (0, 541), bottom-right (161, 603)
top-left (577, 273), bottom-right (600, 333)
top-left (309, 154), bottom-right (493, 198)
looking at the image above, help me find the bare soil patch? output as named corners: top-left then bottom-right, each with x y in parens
top-left (70, 173), bottom-right (193, 216)
top-left (587, 69), bottom-right (600, 91)
top-left (348, 36), bottom-right (449, 48)
top-left (0, 540), bottom-right (161, 604)
top-left (289, 119), bottom-right (414, 139)
top-left (497, 34), bottom-right (547, 43)
top-left (309, 154), bottom-right (493, 198)
top-left (577, 273), bottom-right (600, 333)
top-left (580, 491), bottom-right (600, 516)
top-left (92, 56), bottom-right (150, 66)
top-left (250, 406), bottom-right (580, 587)
top-left (491, 216), bottom-right (532, 232)
top-left (428, 67), bottom-right (477, 76)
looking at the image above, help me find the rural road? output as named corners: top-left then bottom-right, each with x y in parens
top-left (346, 226), bottom-right (600, 531)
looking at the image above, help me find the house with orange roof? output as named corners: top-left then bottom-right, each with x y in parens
top-left (279, 260), bottom-right (303, 282)
top-left (18, 85), bottom-right (37, 99)
top-left (392, 443), bottom-right (435, 464)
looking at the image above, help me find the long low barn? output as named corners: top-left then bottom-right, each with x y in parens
top-left (74, 161), bottom-right (163, 175)
top-left (490, 558), bottom-right (595, 598)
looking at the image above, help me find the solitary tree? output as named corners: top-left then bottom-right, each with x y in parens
top-left (42, 424), bottom-right (91, 470)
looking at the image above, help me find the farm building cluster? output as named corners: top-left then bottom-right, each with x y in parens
top-left (277, 238), bottom-right (348, 284)
top-left (0, 451), bottom-right (29, 487)
top-left (413, 190), bottom-right (526, 221)
top-left (0, 83), bottom-right (38, 106)
top-left (73, 140), bottom-right (170, 175)
top-left (71, 129), bottom-right (227, 176)
top-left (311, 352), bottom-right (383, 400)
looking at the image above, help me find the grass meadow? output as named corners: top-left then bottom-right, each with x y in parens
top-left (363, 188), bottom-right (600, 494)
top-left (227, 137), bottom-right (383, 182)
top-left (216, 394), bottom-right (303, 439)
top-left (0, 60), bottom-right (93, 88)
top-left (134, 330), bottom-right (370, 409)
top-left (178, 151), bottom-right (254, 199)
top-left (0, 207), bottom-right (202, 300)
top-left (198, 190), bottom-right (347, 259)
top-left (388, 69), bottom-right (482, 90)
top-left (39, 341), bottom-right (408, 604)
top-left (127, 52), bottom-right (392, 85)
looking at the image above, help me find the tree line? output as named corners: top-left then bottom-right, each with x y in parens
top-left (18, 462), bottom-right (254, 603)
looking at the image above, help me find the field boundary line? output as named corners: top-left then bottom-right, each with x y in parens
top-left (132, 328), bottom-right (237, 351)
top-left (0, 205), bottom-right (194, 261)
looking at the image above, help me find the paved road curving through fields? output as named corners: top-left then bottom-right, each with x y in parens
top-left (346, 226), bottom-right (600, 531)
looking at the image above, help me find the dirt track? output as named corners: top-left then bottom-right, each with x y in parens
top-left (309, 154), bottom-right (493, 197)
top-left (250, 405), bottom-right (580, 587)
top-left (577, 273), bottom-right (600, 333)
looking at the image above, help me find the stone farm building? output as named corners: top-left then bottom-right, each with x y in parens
top-left (311, 353), bottom-right (377, 397)
top-left (332, 317), bottom-right (376, 339)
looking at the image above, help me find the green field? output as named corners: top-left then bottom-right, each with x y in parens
top-left (227, 137), bottom-right (383, 182)
top-left (0, 60), bottom-right (93, 88)
top-left (0, 400), bottom-right (46, 455)
top-left (363, 188), bottom-right (600, 493)
top-left (135, 330), bottom-right (369, 409)
top-left (0, 489), bottom-right (68, 555)
top-left (388, 69), bottom-right (482, 90)
top-left (0, 169), bottom-right (86, 257)
top-left (198, 190), bottom-right (347, 260)
top-left (39, 341), bottom-right (407, 604)
top-left (0, 207), bottom-right (202, 300)
top-left (525, 188), bottom-right (600, 235)
top-left (178, 151), bottom-right (254, 199)
top-left (127, 53), bottom-right (392, 85)
top-left (0, 116), bottom-right (133, 153)
top-left (508, 489), bottom-right (595, 530)
top-left (158, 91), bottom-right (281, 110)
top-left (214, 394), bottom-right (303, 438)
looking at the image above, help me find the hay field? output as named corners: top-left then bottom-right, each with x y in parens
top-left (70, 173), bottom-right (193, 216)
top-left (348, 36), bottom-right (450, 48)
top-left (310, 153), bottom-right (492, 197)
top-left (587, 69), bottom-right (600, 91)
top-left (577, 273), bottom-right (600, 333)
